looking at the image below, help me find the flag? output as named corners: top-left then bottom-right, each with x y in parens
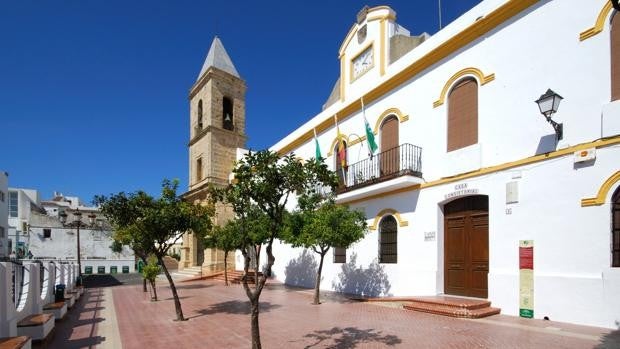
top-left (313, 128), bottom-right (322, 161)
top-left (361, 98), bottom-right (378, 155)
top-left (335, 116), bottom-right (346, 168)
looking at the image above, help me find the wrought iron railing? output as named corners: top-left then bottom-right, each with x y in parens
top-left (336, 143), bottom-right (423, 193)
top-left (10, 260), bottom-right (24, 307)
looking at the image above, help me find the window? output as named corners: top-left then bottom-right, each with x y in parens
top-left (612, 186), bottom-right (620, 267)
top-left (196, 157), bottom-right (203, 182)
top-left (380, 115), bottom-right (399, 175)
top-left (43, 229), bottom-right (51, 239)
top-left (379, 215), bottom-right (397, 263)
top-left (447, 78), bottom-right (478, 152)
top-left (197, 99), bottom-right (204, 130)
top-left (334, 140), bottom-right (348, 186)
top-left (0, 226), bottom-right (4, 238)
top-left (333, 247), bottom-right (346, 263)
top-left (223, 97), bottom-right (234, 130)
top-left (0, 191), bottom-right (4, 202)
top-left (612, 13), bottom-right (620, 101)
top-left (9, 191), bottom-right (18, 218)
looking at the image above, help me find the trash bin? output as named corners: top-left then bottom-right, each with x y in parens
top-left (122, 266), bottom-right (130, 274)
top-left (137, 260), bottom-right (144, 273)
top-left (110, 266), bottom-right (118, 274)
top-left (55, 284), bottom-right (66, 302)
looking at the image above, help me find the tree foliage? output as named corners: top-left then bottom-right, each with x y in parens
top-left (211, 150), bottom-right (337, 349)
top-left (94, 179), bottom-right (213, 321)
top-left (284, 199), bottom-right (367, 304)
top-left (205, 220), bottom-right (244, 285)
top-left (142, 255), bottom-right (161, 301)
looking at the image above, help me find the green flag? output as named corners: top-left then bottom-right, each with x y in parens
top-left (364, 115), bottom-right (378, 154)
top-left (314, 129), bottom-right (322, 161)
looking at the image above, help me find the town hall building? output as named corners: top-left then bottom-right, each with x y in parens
top-left (181, 0), bottom-right (620, 329)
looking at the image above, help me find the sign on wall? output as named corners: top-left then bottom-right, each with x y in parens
top-left (519, 240), bottom-right (534, 318)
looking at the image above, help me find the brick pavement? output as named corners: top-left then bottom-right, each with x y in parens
top-left (107, 280), bottom-right (619, 349)
top-left (35, 278), bottom-right (620, 348)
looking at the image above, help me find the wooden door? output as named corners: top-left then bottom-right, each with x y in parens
top-left (444, 196), bottom-right (489, 298)
top-left (380, 116), bottom-right (399, 176)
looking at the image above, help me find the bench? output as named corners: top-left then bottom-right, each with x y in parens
top-left (43, 301), bottom-right (68, 321)
top-left (64, 294), bottom-right (75, 308)
top-left (0, 336), bottom-right (31, 349)
top-left (17, 314), bottom-right (54, 342)
top-left (66, 290), bottom-right (80, 301)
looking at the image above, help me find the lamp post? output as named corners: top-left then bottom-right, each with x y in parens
top-left (59, 209), bottom-right (97, 279)
top-left (535, 88), bottom-right (564, 141)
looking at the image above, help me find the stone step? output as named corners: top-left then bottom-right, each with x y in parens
top-left (403, 301), bottom-right (501, 319)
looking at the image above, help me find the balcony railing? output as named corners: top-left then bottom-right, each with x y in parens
top-left (336, 143), bottom-right (423, 194)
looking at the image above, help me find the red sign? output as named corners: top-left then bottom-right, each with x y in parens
top-left (519, 246), bottom-right (533, 269)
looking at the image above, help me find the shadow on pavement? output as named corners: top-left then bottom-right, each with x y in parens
top-left (174, 283), bottom-right (213, 290)
top-left (82, 273), bottom-right (144, 288)
top-left (189, 300), bottom-right (281, 318)
top-left (595, 322), bottom-right (620, 349)
top-left (302, 327), bottom-right (402, 349)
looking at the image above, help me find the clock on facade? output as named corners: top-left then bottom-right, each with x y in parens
top-left (352, 45), bottom-right (374, 79)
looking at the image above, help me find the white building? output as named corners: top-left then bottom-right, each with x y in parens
top-left (7, 188), bottom-right (44, 258)
top-left (7, 189), bottom-right (135, 273)
top-left (0, 172), bottom-right (8, 258)
top-left (229, 0), bottom-right (620, 329)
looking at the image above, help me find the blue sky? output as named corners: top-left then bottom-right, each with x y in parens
top-left (0, 0), bottom-right (481, 202)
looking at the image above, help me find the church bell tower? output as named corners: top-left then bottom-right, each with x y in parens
top-left (181, 37), bottom-right (246, 270)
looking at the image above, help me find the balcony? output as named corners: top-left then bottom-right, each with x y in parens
top-left (335, 143), bottom-right (423, 202)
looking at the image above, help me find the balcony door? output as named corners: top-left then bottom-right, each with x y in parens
top-left (380, 116), bottom-right (399, 176)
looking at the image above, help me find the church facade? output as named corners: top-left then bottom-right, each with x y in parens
top-left (185, 0), bottom-right (620, 328)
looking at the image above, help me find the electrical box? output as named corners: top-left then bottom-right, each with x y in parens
top-left (506, 181), bottom-right (519, 204)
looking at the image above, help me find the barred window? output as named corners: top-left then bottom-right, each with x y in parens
top-left (333, 247), bottom-right (346, 263)
top-left (43, 229), bottom-right (51, 239)
top-left (9, 191), bottom-right (18, 218)
top-left (612, 187), bottom-right (620, 267)
top-left (379, 215), bottom-right (397, 263)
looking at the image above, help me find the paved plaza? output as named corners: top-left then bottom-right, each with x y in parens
top-left (40, 277), bottom-right (620, 349)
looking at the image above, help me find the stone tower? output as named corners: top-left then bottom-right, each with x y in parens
top-left (180, 37), bottom-right (246, 270)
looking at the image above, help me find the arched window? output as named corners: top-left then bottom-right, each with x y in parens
top-left (223, 97), bottom-right (234, 130)
top-left (612, 186), bottom-right (620, 267)
top-left (380, 115), bottom-right (399, 176)
top-left (334, 140), bottom-right (348, 186)
top-left (611, 12), bottom-right (620, 101)
top-left (447, 78), bottom-right (478, 152)
top-left (197, 100), bottom-right (203, 130)
top-left (196, 157), bottom-right (203, 183)
top-left (379, 215), bottom-right (397, 263)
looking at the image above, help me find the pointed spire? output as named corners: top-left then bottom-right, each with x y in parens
top-left (197, 36), bottom-right (240, 81)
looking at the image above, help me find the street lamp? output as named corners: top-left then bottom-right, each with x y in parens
top-left (535, 88), bottom-right (564, 141)
top-left (59, 209), bottom-right (97, 280)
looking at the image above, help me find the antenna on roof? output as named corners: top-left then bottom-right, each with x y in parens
top-left (438, 0), bottom-right (443, 30)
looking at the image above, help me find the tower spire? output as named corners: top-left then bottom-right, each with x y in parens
top-left (197, 37), bottom-right (240, 81)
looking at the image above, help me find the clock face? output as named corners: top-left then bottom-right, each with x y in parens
top-left (352, 46), bottom-right (373, 79)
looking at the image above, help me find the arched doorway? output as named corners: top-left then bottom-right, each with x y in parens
top-left (444, 195), bottom-right (489, 298)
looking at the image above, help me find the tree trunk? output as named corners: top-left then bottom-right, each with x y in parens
top-left (250, 297), bottom-right (261, 349)
top-left (224, 251), bottom-right (229, 286)
top-left (158, 256), bottom-right (185, 321)
top-left (150, 280), bottom-right (158, 301)
top-left (143, 278), bottom-right (148, 293)
top-left (313, 251), bottom-right (326, 305)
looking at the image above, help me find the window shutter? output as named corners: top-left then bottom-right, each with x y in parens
top-left (447, 79), bottom-right (478, 152)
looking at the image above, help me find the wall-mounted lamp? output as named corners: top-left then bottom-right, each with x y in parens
top-left (535, 89), bottom-right (563, 141)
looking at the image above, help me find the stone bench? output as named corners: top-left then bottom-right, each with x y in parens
top-left (66, 290), bottom-right (80, 301)
top-left (64, 294), bottom-right (75, 308)
top-left (16, 314), bottom-right (54, 342)
top-left (0, 336), bottom-right (31, 349)
top-left (43, 301), bottom-right (68, 321)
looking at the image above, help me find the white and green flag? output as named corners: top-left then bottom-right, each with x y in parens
top-left (313, 128), bottom-right (322, 161)
top-left (362, 98), bottom-right (378, 155)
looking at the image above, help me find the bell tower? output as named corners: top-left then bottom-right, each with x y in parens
top-left (181, 37), bottom-right (246, 270)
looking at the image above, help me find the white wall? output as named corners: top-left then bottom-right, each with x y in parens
top-left (260, 0), bottom-right (620, 329)
top-left (0, 172), bottom-right (8, 257)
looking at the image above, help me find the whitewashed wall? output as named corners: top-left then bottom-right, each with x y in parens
top-left (257, 0), bottom-right (620, 329)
